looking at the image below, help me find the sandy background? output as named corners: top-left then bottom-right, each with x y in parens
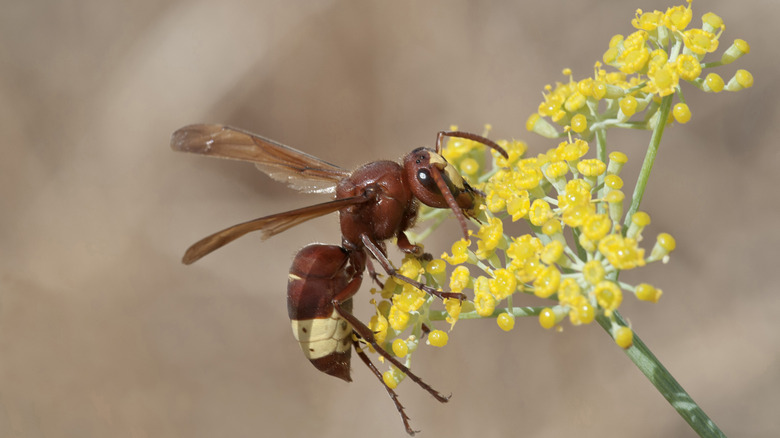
top-left (1, 0), bottom-right (778, 437)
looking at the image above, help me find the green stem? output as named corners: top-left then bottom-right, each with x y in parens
top-left (596, 312), bottom-right (726, 438)
top-left (428, 306), bottom-right (543, 321)
top-left (624, 94), bottom-right (673, 229)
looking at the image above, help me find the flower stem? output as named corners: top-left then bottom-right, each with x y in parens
top-left (596, 311), bottom-right (726, 438)
top-left (624, 94), bottom-right (673, 228)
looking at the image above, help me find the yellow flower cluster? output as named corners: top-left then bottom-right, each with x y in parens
top-left (527, 0), bottom-right (752, 137)
top-left (437, 138), bottom-right (675, 341)
top-left (364, 0), bottom-right (750, 384)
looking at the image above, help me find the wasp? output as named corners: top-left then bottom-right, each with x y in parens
top-left (171, 124), bottom-right (507, 434)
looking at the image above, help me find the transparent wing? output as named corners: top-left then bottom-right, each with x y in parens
top-left (171, 124), bottom-right (350, 194)
top-left (182, 195), bottom-right (368, 264)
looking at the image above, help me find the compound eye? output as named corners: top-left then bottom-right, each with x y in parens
top-left (416, 168), bottom-right (436, 190)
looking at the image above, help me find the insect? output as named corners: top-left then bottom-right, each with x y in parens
top-left (288, 243), bottom-right (448, 435)
top-left (170, 124), bottom-right (508, 300)
top-left (171, 124), bottom-right (507, 434)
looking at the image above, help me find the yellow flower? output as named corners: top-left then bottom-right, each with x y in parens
top-left (645, 62), bottom-right (679, 97)
top-left (592, 281), bottom-right (623, 316)
top-left (683, 28), bottom-right (720, 55)
top-left (632, 9), bottom-right (663, 31)
top-left (489, 268), bottom-right (518, 300)
top-left (442, 238), bottom-right (470, 265)
top-left (598, 234), bottom-right (646, 270)
top-left (663, 1), bottom-right (692, 31)
top-left (676, 54), bottom-right (702, 81)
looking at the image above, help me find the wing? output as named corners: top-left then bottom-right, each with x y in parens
top-left (171, 124), bottom-right (350, 194)
top-left (182, 195), bottom-right (368, 264)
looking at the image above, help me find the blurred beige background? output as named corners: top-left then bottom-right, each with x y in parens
top-left (1, 0), bottom-right (777, 437)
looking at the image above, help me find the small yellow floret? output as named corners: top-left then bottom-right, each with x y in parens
top-left (635, 283), bottom-right (663, 303)
top-left (528, 199), bottom-right (554, 227)
top-left (619, 95), bottom-right (638, 118)
top-left (383, 369), bottom-right (400, 389)
top-left (570, 113), bottom-right (588, 133)
top-left (540, 240), bottom-right (565, 265)
top-left (568, 297), bottom-right (596, 325)
top-left (388, 304), bottom-right (410, 331)
top-left (593, 281), bottom-right (623, 316)
top-left (673, 103), bottom-right (692, 124)
top-left (428, 330), bottom-right (449, 347)
top-left (449, 266), bottom-right (472, 293)
top-left (577, 159), bottom-right (607, 177)
top-left (598, 234), bottom-right (645, 270)
top-left (489, 268), bottom-right (518, 300)
top-left (497, 313), bottom-right (515, 332)
top-left (675, 54), bottom-right (702, 81)
top-left (392, 339), bottom-right (409, 357)
top-left (442, 238), bottom-right (471, 265)
top-left (704, 73), bottom-right (725, 92)
top-left (533, 265), bottom-right (561, 298)
top-left (539, 307), bottom-right (557, 329)
top-left (604, 174), bottom-right (623, 189)
top-left (614, 326), bottom-right (634, 349)
top-left (582, 214), bottom-right (612, 242)
top-left (582, 260), bottom-right (606, 285)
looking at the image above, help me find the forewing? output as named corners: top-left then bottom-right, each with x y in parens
top-left (171, 124), bottom-right (350, 194)
top-left (181, 195), bottom-right (368, 264)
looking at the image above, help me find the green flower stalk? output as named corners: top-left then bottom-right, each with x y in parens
top-left (363, 1), bottom-right (751, 436)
